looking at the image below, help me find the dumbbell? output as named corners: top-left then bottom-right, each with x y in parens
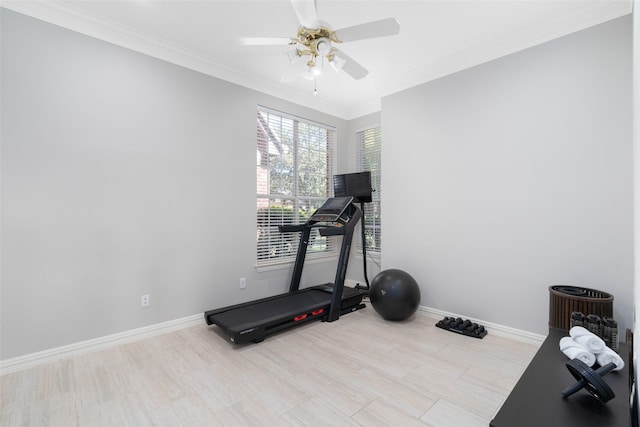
top-left (458, 319), bottom-right (471, 330)
top-left (562, 359), bottom-right (616, 402)
top-left (471, 324), bottom-right (485, 335)
top-left (444, 317), bottom-right (461, 328)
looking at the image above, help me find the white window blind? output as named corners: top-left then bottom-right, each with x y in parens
top-left (256, 106), bottom-right (337, 266)
top-left (356, 126), bottom-right (382, 253)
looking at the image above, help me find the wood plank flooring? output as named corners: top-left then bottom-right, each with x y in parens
top-left (1, 308), bottom-right (540, 426)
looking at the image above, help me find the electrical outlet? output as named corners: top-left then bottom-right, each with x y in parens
top-left (240, 277), bottom-right (247, 289)
top-left (141, 294), bottom-right (150, 308)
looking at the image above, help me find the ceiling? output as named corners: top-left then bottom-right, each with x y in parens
top-left (3, 0), bottom-right (632, 119)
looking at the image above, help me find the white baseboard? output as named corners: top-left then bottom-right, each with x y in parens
top-left (417, 305), bottom-right (546, 345)
top-left (0, 314), bottom-right (203, 375)
top-left (1, 304), bottom-right (545, 375)
top-left (346, 280), bottom-right (545, 345)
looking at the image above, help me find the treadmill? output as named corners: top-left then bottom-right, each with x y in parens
top-left (204, 196), bottom-right (366, 344)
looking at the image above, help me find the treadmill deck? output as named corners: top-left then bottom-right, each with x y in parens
top-left (205, 285), bottom-right (364, 344)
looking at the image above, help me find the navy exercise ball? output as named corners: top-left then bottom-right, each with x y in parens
top-left (370, 269), bottom-right (421, 321)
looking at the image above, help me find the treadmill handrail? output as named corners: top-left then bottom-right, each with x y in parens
top-left (279, 199), bottom-right (361, 235)
top-left (318, 226), bottom-right (346, 236)
top-left (278, 224), bottom-right (305, 233)
top-left (204, 198), bottom-right (365, 344)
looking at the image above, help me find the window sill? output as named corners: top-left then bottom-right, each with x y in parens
top-left (255, 254), bottom-right (338, 272)
top-left (354, 252), bottom-right (381, 261)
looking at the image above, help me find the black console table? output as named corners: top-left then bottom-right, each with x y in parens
top-left (491, 328), bottom-right (631, 427)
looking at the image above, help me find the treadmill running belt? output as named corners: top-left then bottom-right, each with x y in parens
top-left (209, 289), bottom-right (332, 334)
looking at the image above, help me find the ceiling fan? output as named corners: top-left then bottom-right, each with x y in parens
top-left (241, 0), bottom-right (400, 83)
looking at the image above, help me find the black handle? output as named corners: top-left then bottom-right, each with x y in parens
top-left (319, 226), bottom-right (346, 236)
top-left (278, 224), bottom-right (305, 233)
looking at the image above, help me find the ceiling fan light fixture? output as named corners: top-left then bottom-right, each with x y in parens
top-left (264, 0), bottom-right (399, 83)
top-left (287, 49), bottom-right (301, 64)
top-left (329, 54), bottom-right (346, 73)
top-left (303, 59), bottom-right (321, 80)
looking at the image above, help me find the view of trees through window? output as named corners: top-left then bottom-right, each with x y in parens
top-left (256, 107), bottom-right (336, 264)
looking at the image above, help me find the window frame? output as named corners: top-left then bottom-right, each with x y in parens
top-left (355, 124), bottom-right (382, 256)
top-left (256, 105), bottom-right (338, 268)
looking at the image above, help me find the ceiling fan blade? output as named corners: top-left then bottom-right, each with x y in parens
top-left (239, 37), bottom-right (295, 46)
top-left (291, 0), bottom-right (320, 29)
top-left (334, 17), bottom-right (400, 43)
top-left (333, 50), bottom-right (369, 80)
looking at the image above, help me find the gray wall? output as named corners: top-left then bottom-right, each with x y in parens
top-left (381, 15), bottom-right (633, 335)
top-left (0, 9), bottom-right (349, 360)
top-left (1, 8), bottom-right (634, 361)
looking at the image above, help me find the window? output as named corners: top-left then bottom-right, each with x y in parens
top-left (256, 106), bottom-right (337, 266)
top-left (356, 126), bottom-right (382, 254)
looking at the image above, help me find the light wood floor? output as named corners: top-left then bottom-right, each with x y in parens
top-left (1, 308), bottom-right (540, 426)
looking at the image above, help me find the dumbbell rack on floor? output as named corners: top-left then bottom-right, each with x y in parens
top-left (436, 316), bottom-right (487, 339)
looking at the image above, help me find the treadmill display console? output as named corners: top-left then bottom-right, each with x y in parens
top-left (310, 196), bottom-right (354, 222)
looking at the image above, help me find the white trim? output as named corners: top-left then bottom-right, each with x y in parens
top-left (375, 1), bottom-right (632, 99)
top-left (1, 304), bottom-right (545, 375)
top-left (0, 0), bottom-right (353, 119)
top-left (354, 123), bottom-right (382, 136)
top-left (255, 253), bottom-right (338, 272)
top-left (0, 314), bottom-right (203, 376)
top-left (1, 0), bottom-right (631, 120)
top-left (345, 284), bottom-right (546, 345)
top-left (354, 245), bottom-right (382, 259)
top-left (417, 305), bottom-right (546, 346)
top-left (258, 104), bottom-right (337, 131)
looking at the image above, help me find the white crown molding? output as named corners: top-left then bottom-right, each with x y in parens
top-left (1, 0), bottom-right (631, 120)
top-left (344, 98), bottom-right (382, 120)
top-left (376, 0), bottom-right (632, 98)
top-left (0, 0), bottom-right (352, 119)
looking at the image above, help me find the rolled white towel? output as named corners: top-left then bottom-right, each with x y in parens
top-left (596, 346), bottom-right (625, 371)
top-left (569, 326), bottom-right (605, 353)
top-left (559, 336), bottom-right (596, 367)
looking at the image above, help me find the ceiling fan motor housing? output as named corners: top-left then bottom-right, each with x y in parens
top-left (297, 27), bottom-right (338, 56)
top-left (315, 37), bottom-right (332, 56)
